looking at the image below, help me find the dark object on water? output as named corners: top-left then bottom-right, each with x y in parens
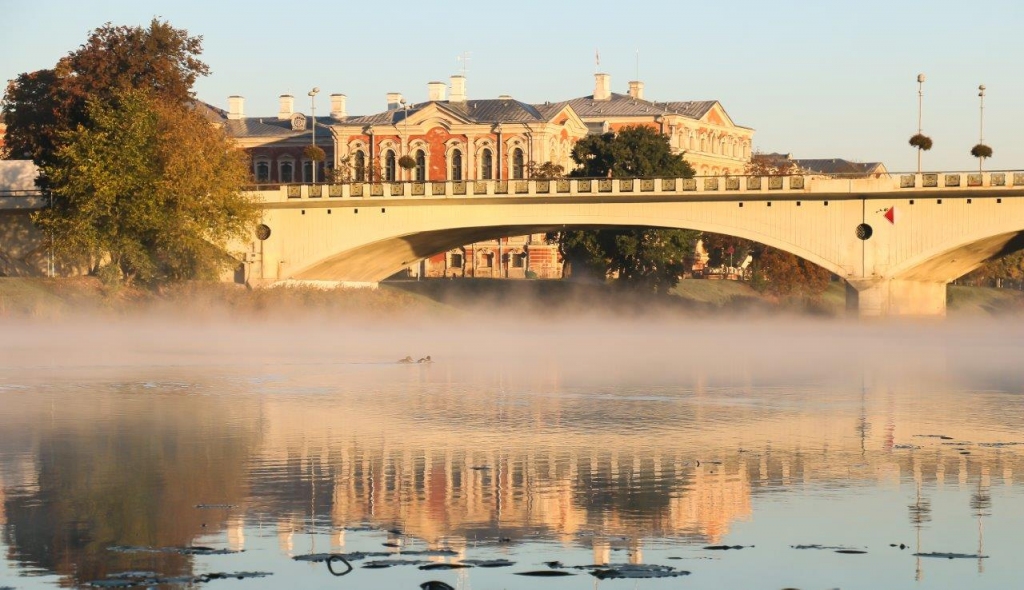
top-left (327, 555), bottom-right (353, 576)
top-left (418, 355), bottom-right (432, 363)
top-left (590, 565), bottom-right (689, 579)
top-left (835, 549), bottom-right (867, 554)
top-left (544, 560), bottom-right (564, 568)
top-left (420, 582), bottom-right (455, 590)
top-left (704, 545), bottom-right (750, 550)
top-left (914, 552), bottom-right (989, 559)
top-left (419, 563), bottom-right (471, 570)
top-left (398, 356), bottom-right (414, 363)
top-left (515, 570), bottom-right (575, 576)
top-left (461, 559), bottom-right (515, 567)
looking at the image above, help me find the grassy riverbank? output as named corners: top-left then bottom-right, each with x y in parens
top-left (1, 276), bottom-right (1022, 320)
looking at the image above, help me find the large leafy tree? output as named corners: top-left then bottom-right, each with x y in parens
top-left (35, 90), bottom-right (257, 285)
top-left (4, 20), bottom-right (257, 286)
top-left (555, 125), bottom-right (698, 293)
top-left (2, 19), bottom-right (208, 172)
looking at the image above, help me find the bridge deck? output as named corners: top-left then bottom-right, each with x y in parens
top-left (251, 171), bottom-right (1024, 204)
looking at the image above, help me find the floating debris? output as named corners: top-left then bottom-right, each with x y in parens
top-left (835, 549), bottom-right (867, 554)
top-left (704, 545), bottom-right (751, 550)
top-left (978, 442), bottom-right (1022, 447)
top-left (590, 565), bottom-right (689, 579)
top-left (889, 543), bottom-right (908, 550)
top-left (362, 559), bottom-right (427, 568)
top-left (914, 435), bottom-right (954, 440)
top-left (198, 572), bottom-right (272, 581)
top-left (543, 560), bottom-right (564, 568)
top-left (791, 544), bottom-right (864, 552)
top-left (461, 559), bottom-right (515, 567)
top-left (469, 466), bottom-right (491, 470)
top-left (914, 552), bottom-right (988, 559)
top-left (194, 504), bottom-right (235, 509)
top-left (382, 541), bottom-right (401, 547)
top-left (293, 551), bottom-right (386, 562)
top-left (893, 444), bottom-right (920, 450)
top-left (419, 563), bottom-right (472, 570)
top-left (420, 582), bottom-right (455, 590)
top-left (87, 571), bottom-right (271, 587)
top-left (515, 570), bottom-right (575, 576)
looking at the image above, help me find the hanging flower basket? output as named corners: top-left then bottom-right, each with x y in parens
top-left (398, 155), bottom-right (417, 170)
top-left (908, 134), bottom-right (933, 151)
top-left (970, 144), bottom-right (993, 159)
top-left (303, 145), bottom-right (326, 162)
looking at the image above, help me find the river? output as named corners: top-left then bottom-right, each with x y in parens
top-left (0, 316), bottom-right (1022, 589)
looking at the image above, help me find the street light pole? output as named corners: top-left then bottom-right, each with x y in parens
top-left (916, 73), bottom-right (925, 174)
top-left (308, 87), bottom-right (320, 183)
top-left (978, 84), bottom-right (986, 173)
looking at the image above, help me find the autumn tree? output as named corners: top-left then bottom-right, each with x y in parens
top-left (35, 90), bottom-right (258, 285)
top-left (2, 19), bottom-right (209, 176)
top-left (551, 125), bottom-right (698, 293)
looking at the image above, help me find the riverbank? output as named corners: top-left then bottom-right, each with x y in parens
top-left (1, 276), bottom-right (1022, 321)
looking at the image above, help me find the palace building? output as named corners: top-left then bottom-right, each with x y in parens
top-left (215, 72), bottom-right (755, 280)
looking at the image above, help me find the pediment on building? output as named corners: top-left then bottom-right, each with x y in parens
top-left (410, 102), bottom-right (474, 127)
top-left (700, 102), bottom-right (734, 128)
top-left (547, 105), bottom-right (589, 136)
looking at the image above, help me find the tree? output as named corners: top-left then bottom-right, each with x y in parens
top-left (528, 161), bottom-right (565, 179)
top-left (2, 19), bottom-right (208, 177)
top-left (34, 90), bottom-right (258, 285)
top-left (553, 125), bottom-right (698, 293)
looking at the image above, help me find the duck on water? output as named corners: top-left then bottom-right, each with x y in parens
top-left (398, 356), bottom-right (432, 364)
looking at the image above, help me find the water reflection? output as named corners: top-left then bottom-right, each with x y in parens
top-left (0, 319), bottom-right (1022, 588)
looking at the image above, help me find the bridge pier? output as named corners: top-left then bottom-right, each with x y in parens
top-left (846, 279), bottom-right (948, 318)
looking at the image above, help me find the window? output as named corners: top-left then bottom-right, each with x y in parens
top-left (481, 148), bottom-right (493, 180)
top-left (384, 150), bottom-right (396, 182)
top-left (303, 161), bottom-right (313, 183)
top-left (511, 252), bottom-right (526, 268)
top-left (450, 149), bottom-right (463, 181)
top-left (512, 148), bottom-right (524, 179)
top-left (415, 149), bottom-right (426, 181)
top-left (255, 160), bottom-right (270, 183)
top-left (280, 160), bottom-right (294, 183)
top-left (354, 151), bottom-right (366, 181)
top-left (450, 253), bottom-right (463, 268)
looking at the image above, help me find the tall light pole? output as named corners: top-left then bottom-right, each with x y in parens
top-left (308, 87), bottom-right (320, 183)
top-left (978, 84), bottom-right (986, 172)
top-left (916, 73), bottom-right (925, 174)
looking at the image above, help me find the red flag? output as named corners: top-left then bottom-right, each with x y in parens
top-left (884, 207), bottom-right (896, 224)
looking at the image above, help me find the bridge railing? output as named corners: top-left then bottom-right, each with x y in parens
top-left (247, 171), bottom-right (1024, 203)
top-left (0, 189), bottom-right (48, 211)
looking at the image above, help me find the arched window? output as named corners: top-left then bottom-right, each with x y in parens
top-left (480, 148), bottom-right (493, 180)
top-left (354, 151), bottom-right (366, 181)
top-left (280, 160), bottom-right (294, 183)
top-left (255, 160), bottom-right (270, 183)
top-left (450, 149), bottom-right (463, 181)
top-left (414, 149), bottom-right (426, 181)
top-left (512, 148), bottom-right (524, 179)
top-left (384, 150), bottom-right (396, 182)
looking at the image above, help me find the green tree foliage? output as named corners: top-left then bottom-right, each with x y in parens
top-left (554, 125), bottom-right (698, 293)
top-left (35, 90), bottom-right (258, 285)
top-left (2, 19), bottom-right (208, 174)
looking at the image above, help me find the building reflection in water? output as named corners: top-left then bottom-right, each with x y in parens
top-left (0, 361), bottom-right (1022, 586)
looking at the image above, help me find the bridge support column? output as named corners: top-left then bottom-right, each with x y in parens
top-left (846, 279), bottom-right (947, 318)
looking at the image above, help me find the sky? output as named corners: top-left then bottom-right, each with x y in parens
top-left (3, 0), bottom-right (1023, 172)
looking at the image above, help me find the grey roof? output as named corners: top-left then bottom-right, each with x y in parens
top-left (792, 158), bottom-right (885, 175)
top-left (565, 93), bottom-right (717, 120)
top-left (342, 98), bottom-right (566, 126)
top-left (196, 101), bottom-right (332, 139)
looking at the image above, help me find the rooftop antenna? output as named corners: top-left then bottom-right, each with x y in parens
top-left (457, 51), bottom-right (472, 77)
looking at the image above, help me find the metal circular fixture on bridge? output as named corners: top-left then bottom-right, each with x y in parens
top-left (255, 224), bottom-right (272, 241)
top-left (855, 223), bottom-right (873, 240)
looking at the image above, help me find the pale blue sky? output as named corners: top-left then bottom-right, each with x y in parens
top-left (3, 0), bottom-right (1023, 172)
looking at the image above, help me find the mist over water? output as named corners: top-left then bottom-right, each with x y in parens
top-left (1, 312), bottom-right (1022, 589)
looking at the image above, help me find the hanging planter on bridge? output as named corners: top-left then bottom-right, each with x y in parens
top-left (970, 143), bottom-right (993, 159)
top-left (908, 134), bottom-right (933, 151)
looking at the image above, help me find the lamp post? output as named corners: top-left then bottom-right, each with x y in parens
top-left (978, 84), bottom-right (986, 172)
top-left (308, 87), bottom-right (320, 183)
top-left (916, 73), bottom-right (925, 174)
top-left (400, 98), bottom-right (409, 181)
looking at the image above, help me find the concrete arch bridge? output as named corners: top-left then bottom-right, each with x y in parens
top-left (243, 171), bottom-right (1024, 317)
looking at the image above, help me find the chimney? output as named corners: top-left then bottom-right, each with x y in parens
top-left (594, 73), bottom-right (611, 101)
top-left (449, 75), bottom-right (466, 103)
top-left (386, 92), bottom-right (404, 111)
top-left (427, 81), bottom-right (447, 101)
top-left (277, 94), bottom-right (294, 120)
top-left (628, 81), bottom-right (645, 100)
top-left (330, 93), bottom-right (347, 119)
top-left (227, 96), bottom-right (244, 120)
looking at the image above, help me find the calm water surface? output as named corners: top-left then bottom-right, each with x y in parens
top-left (0, 317), bottom-right (1022, 589)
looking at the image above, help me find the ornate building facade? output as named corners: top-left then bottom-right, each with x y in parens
top-left (218, 72), bottom-right (755, 280)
